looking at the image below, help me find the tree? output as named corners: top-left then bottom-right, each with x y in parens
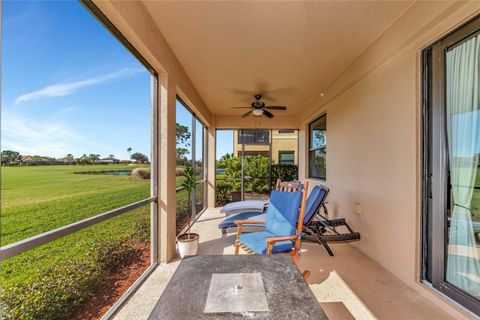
top-left (181, 165), bottom-right (197, 238)
top-left (131, 152), bottom-right (149, 164)
top-left (1, 150), bottom-right (20, 165)
top-left (64, 154), bottom-right (74, 164)
top-left (176, 123), bottom-right (191, 146)
top-left (176, 123), bottom-right (191, 165)
top-left (109, 154), bottom-right (115, 159)
top-left (78, 154), bottom-right (90, 165)
top-left (176, 147), bottom-right (189, 165)
top-left (217, 153), bottom-right (233, 169)
top-left (88, 154), bottom-right (100, 163)
top-left (127, 147), bottom-right (132, 158)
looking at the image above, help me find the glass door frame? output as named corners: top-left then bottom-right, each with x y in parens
top-left (422, 14), bottom-right (480, 314)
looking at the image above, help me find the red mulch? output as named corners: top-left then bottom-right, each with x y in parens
top-left (72, 242), bottom-right (151, 320)
top-left (177, 216), bottom-right (191, 234)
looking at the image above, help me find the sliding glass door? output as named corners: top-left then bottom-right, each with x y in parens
top-left (423, 15), bottom-right (480, 314)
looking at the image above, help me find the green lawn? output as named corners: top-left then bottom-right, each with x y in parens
top-left (1, 164), bottom-right (150, 245)
top-left (0, 164), bottom-right (151, 319)
top-left (176, 175), bottom-right (186, 187)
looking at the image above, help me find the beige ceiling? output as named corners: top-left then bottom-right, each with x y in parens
top-left (142, 1), bottom-right (413, 117)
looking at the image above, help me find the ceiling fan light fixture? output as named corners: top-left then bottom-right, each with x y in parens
top-left (252, 109), bottom-right (264, 116)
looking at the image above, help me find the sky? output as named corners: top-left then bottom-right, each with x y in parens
top-left (1, 0), bottom-right (236, 162)
top-left (216, 130), bottom-right (233, 160)
top-left (2, 0), bottom-right (151, 160)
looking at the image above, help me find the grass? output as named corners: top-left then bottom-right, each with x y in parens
top-left (2, 206), bottom-right (149, 287)
top-left (0, 164), bottom-right (151, 318)
top-left (1, 165), bottom-right (150, 245)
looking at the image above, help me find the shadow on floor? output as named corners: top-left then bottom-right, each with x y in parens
top-left (197, 234), bottom-right (237, 255)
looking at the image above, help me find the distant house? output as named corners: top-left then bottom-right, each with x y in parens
top-left (57, 157), bottom-right (76, 165)
top-left (19, 155), bottom-right (33, 162)
top-left (18, 155), bottom-right (61, 166)
top-left (98, 156), bottom-right (120, 164)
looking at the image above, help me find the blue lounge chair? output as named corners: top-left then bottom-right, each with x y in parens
top-left (219, 185), bottom-right (329, 235)
top-left (220, 199), bottom-right (267, 216)
top-left (234, 182), bottom-right (309, 263)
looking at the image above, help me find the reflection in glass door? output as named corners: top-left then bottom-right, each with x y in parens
top-left (423, 16), bottom-right (480, 314)
top-left (445, 32), bottom-right (480, 298)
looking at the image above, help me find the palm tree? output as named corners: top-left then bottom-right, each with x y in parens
top-left (127, 147), bottom-right (132, 159)
top-left (89, 154), bottom-right (100, 163)
top-left (65, 154), bottom-right (74, 164)
top-left (181, 165), bottom-right (197, 239)
top-left (109, 154), bottom-right (115, 159)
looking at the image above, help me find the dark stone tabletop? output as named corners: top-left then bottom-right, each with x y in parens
top-left (148, 255), bottom-right (328, 320)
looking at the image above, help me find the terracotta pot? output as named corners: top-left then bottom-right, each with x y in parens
top-left (177, 233), bottom-right (199, 258)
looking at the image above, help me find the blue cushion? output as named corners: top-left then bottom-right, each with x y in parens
top-left (264, 190), bottom-right (302, 236)
top-left (303, 186), bottom-right (327, 223)
top-left (220, 200), bottom-right (267, 215)
top-left (218, 212), bottom-right (266, 229)
top-left (239, 231), bottom-right (294, 254)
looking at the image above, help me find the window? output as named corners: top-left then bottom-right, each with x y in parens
top-left (278, 129), bottom-right (295, 134)
top-left (309, 114), bottom-right (327, 179)
top-left (279, 151), bottom-right (295, 165)
top-left (238, 129), bottom-right (270, 145)
top-left (1, 1), bottom-right (156, 319)
top-left (422, 16), bottom-right (480, 314)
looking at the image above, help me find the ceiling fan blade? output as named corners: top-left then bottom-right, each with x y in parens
top-left (241, 110), bottom-right (253, 118)
top-left (231, 107), bottom-right (252, 109)
top-left (265, 106), bottom-right (287, 110)
top-left (263, 110), bottom-right (274, 118)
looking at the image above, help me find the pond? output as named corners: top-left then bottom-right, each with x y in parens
top-left (216, 169), bottom-right (226, 174)
top-left (74, 170), bottom-right (131, 175)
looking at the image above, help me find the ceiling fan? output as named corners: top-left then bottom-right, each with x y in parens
top-left (232, 94), bottom-right (287, 118)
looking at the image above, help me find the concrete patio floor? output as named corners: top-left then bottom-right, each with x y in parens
top-left (114, 208), bottom-right (463, 320)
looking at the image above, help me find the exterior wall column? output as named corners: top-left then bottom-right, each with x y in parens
top-left (158, 73), bottom-right (177, 263)
top-left (298, 126), bottom-right (307, 181)
top-left (207, 126), bottom-right (216, 208)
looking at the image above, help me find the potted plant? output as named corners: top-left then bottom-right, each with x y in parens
top-left (177, 165), bottom-right (200, 258)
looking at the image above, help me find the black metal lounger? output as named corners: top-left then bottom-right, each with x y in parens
top-left (303, 193), bottom-right (361, 256)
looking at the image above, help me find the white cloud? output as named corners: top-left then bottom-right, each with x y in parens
top-left (1, 112), bottom-right (97, 157)
top-left (15, 68), bottom-right (142, 104)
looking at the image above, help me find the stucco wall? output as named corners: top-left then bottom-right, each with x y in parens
top-left (232, 130), bottom-right (299, 165)
top-left (297, 1), bottom-right (480, 316)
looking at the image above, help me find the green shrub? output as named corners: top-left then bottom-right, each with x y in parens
top-left (131, 167), bottom-right (150, 180)
top-left (0, 238), bottom-right (139, 320)
top-left (215, 156), bottom-right (300, 204)
top-left (216, 181), bottom-right (233, 206)
top-left (176, 167), bottom-right (185, 176)
top-left (176, 190), bottom-right (191, 231)
top-left (134, 211), bottom-right (151, 243)
top-left (271, 164), bottom-right (299, 188)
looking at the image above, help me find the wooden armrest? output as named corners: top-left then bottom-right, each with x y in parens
top-left (234, 220), bottom-right (265, 226)
top-left (235, 220), bottom-right (265, 240)
top-left (265, 235), bottom-right (298, 255)
top-left (265, 235), bottom-right (298, 243)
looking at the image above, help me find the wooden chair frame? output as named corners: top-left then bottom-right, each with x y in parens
top-left (234, 181), bottom-right (309, 264)
top-left (274, 179), bottom-right (303, 192)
